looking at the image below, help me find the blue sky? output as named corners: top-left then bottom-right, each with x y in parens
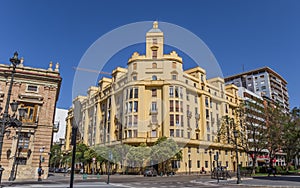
top-left (0, 0), bottom-right (299, 109)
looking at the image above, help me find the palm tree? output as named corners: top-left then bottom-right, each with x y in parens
top-left (76, 143), bottom-right (89, 173)
top-left (84, 148), bottom-right (97, 174)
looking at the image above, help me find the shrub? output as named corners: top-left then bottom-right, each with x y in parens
top-left (255, 166), bottom-right (261, 173)
top-left (275, 166), bottom-right (284, 174)
top-left (288, 166), bottom-right (295, 171)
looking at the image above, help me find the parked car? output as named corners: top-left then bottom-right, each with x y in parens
top-left (54, 168), bottom-right (67, 173)
top-left (49, 167), bottom-right (54, 172)
top-left (144, 168), bottom-right (158, 177)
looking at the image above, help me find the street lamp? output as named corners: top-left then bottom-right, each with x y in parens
top-left (8, 106), bottom-right (26, 181)
top-left (37, 146), bottom-right (45, 181)
top-left (209, 150), bottom-right (212, 176)
top-left (0, 52), bottom-right (23, 185)
top-left (70, 100), bottom-right (82, 188)
top-left (39, 146), bottom-right (45, 167)
top-left (233, 130), bottom-right (241, 184)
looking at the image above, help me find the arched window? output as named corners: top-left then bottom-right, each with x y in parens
top-left (152, 75), bottom-right (157, 80)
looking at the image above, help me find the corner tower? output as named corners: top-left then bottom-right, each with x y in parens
top-left (146, 21), bottom-right (164, 59)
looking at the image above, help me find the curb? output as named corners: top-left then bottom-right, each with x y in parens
top-left (194, 178), bottom-right (300, 188)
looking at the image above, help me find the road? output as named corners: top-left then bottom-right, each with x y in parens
top-left (2, 175), bottom-right (230, 188)
top-left (2, 174), bottom-right (300, 188)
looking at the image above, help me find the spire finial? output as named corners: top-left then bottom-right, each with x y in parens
top-left (153, 21), bottom-right (158, 29)
top-left (55, 62), bottom-right (59, 72)
top-left (48, 61), bottom-right (53, 71)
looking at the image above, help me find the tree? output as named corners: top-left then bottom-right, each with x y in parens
top-left (94, 145), bottom-right (110, 174)
top-left (61, 153), bottom-right (72, 169)
top-left (50, 144), bottom-right (63, 169)
top-left (150, 136), bottom-right (182, 174)
top-left (264, 104), bottom-right (289, 168)
top-left (126, 143), bottom-right (151, 174)
top-left (218, 100), bottom-right (269, 174)
top-left (283, 107), bottom-right (300, 168)
top-left (76, 143), bottom-right (89, 173)
top-left (113, 144), bottom-right (131, 174)
top-left (84, 147), bottom-right (97, 173)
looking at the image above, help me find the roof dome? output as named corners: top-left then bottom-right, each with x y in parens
top-left (148, 21), bottom-right (162, 33)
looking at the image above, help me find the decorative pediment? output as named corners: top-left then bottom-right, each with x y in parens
top-left (170, 70), bottom-right (178, 74)
top-left (18, 93), bottom-right (44, 104)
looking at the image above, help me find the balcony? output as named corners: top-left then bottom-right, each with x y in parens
top-left (53, 121), bottom-right (59, 133)
top-left (149, 120), bottom-right (159, 126)
top-left (187, 111), bottom-right (192, 118)
top-left (150, 108), bottom-right (158, 115)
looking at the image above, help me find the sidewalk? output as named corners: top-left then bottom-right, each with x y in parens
top-left (202, 175), bottom-right (300, 187)
top-left (1, 173), bottom-right (144, 186)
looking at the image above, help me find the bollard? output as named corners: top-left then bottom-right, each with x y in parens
top-left (83, 173), bottom-right (88, 180)
top-left (97, 173), bottom-right (100, 179)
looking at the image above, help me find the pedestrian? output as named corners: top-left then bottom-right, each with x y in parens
top-left (272, 167), bottom-right (276, 177)
top-left (38, 166), bottom-right (43, 181)
top-left (267, 165), bottom-right (276, 177)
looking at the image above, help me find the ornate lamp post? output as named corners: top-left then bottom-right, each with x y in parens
top-left (0, 52), bottom-right (23, 185)
top-left (233, 130), bottom-right (241, 184)
top-left (8, 106), bottom-right (26, 181)
top-left (70, 100), bottom-right (82, 188)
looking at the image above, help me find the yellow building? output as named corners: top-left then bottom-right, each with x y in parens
top-left (66, 22), bottom-right (247, 174)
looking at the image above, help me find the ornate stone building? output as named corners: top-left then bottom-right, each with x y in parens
top-left (65, 22), bottom-right (247, 173)
top-left (0, 59), bottom-right (61, 180)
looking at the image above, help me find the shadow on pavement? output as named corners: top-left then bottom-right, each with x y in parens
top-left (253, 175), bottom-right (300, 182)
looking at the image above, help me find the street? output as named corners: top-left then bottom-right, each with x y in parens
top-left (1, 175), bottom-right (228, 188)
top-left (2, 174), bottom-right (300, 188)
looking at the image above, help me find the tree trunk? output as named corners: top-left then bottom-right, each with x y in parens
top-left (100, 161), bottom-right (104, 174)
top-left (252, 156), bottom-right (257, 175)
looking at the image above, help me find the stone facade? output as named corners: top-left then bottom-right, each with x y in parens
top-left (65, 22), bottom-right (248, 174)
top-left (0, 60), bottom-right (61, 180)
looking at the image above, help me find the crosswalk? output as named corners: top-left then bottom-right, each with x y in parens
top-left (2, 180), bottom-right (227, 188)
